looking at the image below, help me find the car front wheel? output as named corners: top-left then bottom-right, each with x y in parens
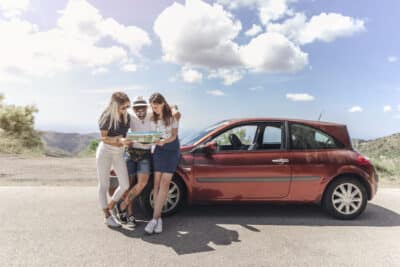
top-left (139, 174), bottom-right (186, 217)
top-left (323, 177), bottom-right (368, 220)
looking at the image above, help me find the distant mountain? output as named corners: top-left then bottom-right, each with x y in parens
top-left (40, 131), bottom-right (99, 157)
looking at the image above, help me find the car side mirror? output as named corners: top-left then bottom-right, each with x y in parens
top-left (192, 141), bottom-right (217, 155)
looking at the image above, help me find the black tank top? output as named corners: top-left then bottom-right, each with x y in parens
top-left (99, 114), bottom-right (131, 137)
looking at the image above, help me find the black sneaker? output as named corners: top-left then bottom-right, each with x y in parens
top-left (126, 215), bottom-right (136, 227)
top-left (116, 202), bottom-right (128, 224)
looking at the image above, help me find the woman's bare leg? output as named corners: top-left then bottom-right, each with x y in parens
top-left (153, 173), bottom-right (173, 219)
top-left (120, 173), bottom-right (150, 211)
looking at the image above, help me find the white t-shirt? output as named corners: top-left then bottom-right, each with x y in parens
top-left (130, 113), bottom-right (152, 132)
top-left (151, 118), bottom-right (179, 139)
top-left (129, 113), bottom-right (153, 149)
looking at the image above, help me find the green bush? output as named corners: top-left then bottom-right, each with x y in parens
top-left (79, 139), bottom-right (99, 157)
top-left (0, 94), bottom-right (44, 154)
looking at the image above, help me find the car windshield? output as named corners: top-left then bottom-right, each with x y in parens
top-left (181, 120), bottom-right (230, 146)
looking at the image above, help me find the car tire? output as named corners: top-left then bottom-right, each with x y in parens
top-left (322, 176), bottom-right (368, 220)
top-left (139, 174), bottom-right (186, 217)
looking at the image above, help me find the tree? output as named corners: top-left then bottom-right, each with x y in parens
top-left (0, 94), bottom-right (43, 151)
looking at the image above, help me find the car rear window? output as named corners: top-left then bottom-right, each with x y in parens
top-left (290, 123), bottom-right (344, 150)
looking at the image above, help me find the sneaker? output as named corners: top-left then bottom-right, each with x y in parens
top-left (104, 216), bottom-right (121, 228)
top-left (119, 211), bottom-right (128, 224)
top-left (110, 205), bottom-right (119, 218)
top-left (154, 218), bottom-right (162, 234)
top-left (126, 215), bottom-right (136, 227)
top-left (144, 219), bottom-right (157, 234)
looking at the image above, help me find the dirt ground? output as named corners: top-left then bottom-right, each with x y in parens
top-left (0, 154), bottom-right (97, 186)
top-left (0, 154), bottom-right (398, 187)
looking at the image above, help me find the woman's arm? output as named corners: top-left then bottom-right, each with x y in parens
top-left (100, 131), bottom-right (131, 147)
top-left (156, 128), bottom-right (178, 146)
top-left (170, 105), bottom-right (181, 121)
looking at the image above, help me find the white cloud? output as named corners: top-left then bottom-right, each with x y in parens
top-left (154, 0), bottom-right (242, 69)
top-left (349, 106), bottom-right (363, 113)
top-left (208, 69), bottom-right (243, 85)
top-left (398, 104), bottom-right (400, 112)
top-left (240, 32), bottom-right (308, 72)
top-left (91, 67), bottom-right (109, 75)
top-left (268, 12), bottom-right (365, 45)
top-left (388, 56), bottom-right (398, 63)
top-left (286, 93), bottom-right (314, 101)
top-left (121, 63), bottom-right (137, 72)
top-left (181, 66), bottom-right (203, 83)
top-left (206, 89), bottom-right (225, 96)
top-left (0, 0), bottom-right (150, 82)
top-left (245, 24), bottom-right (262, 36)
top-left (383, 105), bottom-right (392, 112)
top-left (217, 0), bottom-right (294, 25)
top-left (0, 0), bottom-right (29, 18)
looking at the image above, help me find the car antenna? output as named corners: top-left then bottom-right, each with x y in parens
top-left (318, 109), bottom-right (324, 121)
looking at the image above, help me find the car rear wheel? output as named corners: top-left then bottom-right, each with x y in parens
top-left (323, 177), bottom-right (368, 219)
top-left (139, 174), bottom-right (186, 217)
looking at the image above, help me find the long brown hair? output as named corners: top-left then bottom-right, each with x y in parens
top-left (149, 93), bottom-right (173, 126)
top-left (98, 91), bottom-right (130, 130)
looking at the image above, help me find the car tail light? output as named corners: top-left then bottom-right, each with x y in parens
top-left (110, 170), bottom-right (116, 176)
top-left (356, 154), bottom-right (371, 166)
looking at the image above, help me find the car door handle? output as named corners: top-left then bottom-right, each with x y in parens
top-left (272, 158), bottom-right (290, 164)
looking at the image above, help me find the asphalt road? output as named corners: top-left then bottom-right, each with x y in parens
top-left (1, 187), bottom-right (399, 267)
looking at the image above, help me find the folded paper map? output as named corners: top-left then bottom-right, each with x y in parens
top-left (126, 131), bottom-right (161, 144)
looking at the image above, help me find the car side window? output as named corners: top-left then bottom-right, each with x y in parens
top-left (290, 123), bottom-right (340, 150)
top-left (259, 124), bottom-right (283, 150)
top-left (212, 125), bottom-right (258, 152)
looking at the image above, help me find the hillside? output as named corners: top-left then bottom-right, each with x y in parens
top-left (353, 133), bottom-right (400, 158)
top-left (353, 133), bottom-right (400, 185)
top-left (40, 131), bottom-right (99, 157)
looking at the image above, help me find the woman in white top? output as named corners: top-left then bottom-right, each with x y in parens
top-left (144, 93), bottom-right (180, 234)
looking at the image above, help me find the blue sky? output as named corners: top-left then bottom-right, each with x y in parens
top-left (0, 0), bottom-right (399, 139)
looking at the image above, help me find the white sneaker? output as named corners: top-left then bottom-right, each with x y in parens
top-left (144, 219), bottom-right (157, 234)
top-left (104, 216), bottom-right (121, 228)
top-left (154, 218), bottom-right (162, 234)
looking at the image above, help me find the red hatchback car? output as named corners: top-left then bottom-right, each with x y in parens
top-left (111, 118), bottom-right (378, 220)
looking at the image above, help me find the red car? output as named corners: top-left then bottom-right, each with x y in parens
top-left (111, 118), bottom-right (378, 220)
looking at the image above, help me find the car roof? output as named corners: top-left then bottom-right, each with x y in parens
top-left (226, 118), bottom-right (346, 127)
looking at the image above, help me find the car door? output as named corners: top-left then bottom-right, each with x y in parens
top-left (192, 121), bottom-right (291, 200)
top-left (288, 122), bottom-right (346, 201)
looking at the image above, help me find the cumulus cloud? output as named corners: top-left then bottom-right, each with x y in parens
top-left (349, 106), bottom-right (363, 113)
top-left (388, 56), bottom-right (398, 63)
top-left (0, 0), bottom-right (151, 82)
top-left (154, 0), bottom-right (242, 69)
top-left (208, 69), bottom-right (243, 85)
top-left (91, 67), bottom-right (109, 75)
top-left (0, 0), bottom-right (29, 18)
top-left (245, 24), bottom-right (262, 36)
top-left (154, 0), bottom-right (365, 83)
top-left (121, 63), bottom-right (137, 72)
top-left (383, 105), bottom-right (392, 112)
top-left (181, 66), bottom-right (203, 83)
top-left (286, 93), bottom-right (314, 101)
top-left (217, 0), bottom-right (294, 25)
top-left (206, 89), bottom-right (225, 96)
top-left (240, 32), bottom-right (308, 72)
top-left (268, 12), bottom-right (365, 45)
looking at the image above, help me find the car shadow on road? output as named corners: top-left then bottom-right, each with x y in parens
top-left (110, 201), bottom-right (400, 255)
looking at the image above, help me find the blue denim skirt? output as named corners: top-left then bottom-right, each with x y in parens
top-left (153, 137), bottom-right (180, 173)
